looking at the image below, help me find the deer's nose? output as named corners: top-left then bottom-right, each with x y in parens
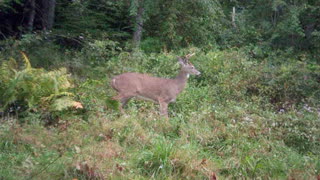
top-left (196, 71), bottom-right (201, 75)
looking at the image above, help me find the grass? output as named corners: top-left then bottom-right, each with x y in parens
top-left (1, 103), bottom-right (319, 179)
top-left (0, 43), bottom-right (320, 179)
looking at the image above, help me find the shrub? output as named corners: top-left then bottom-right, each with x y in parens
top-left (80, 39), bottom-right (122, 66)
top-left (140, 37), bottom-right (164, 54)
top-left (258, 60), bottom-right (320, 107)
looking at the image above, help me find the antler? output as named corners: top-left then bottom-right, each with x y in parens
top-left (185, 53), bottom-right (195, 59)
top-left (178, 53), bottom-right (195, 65)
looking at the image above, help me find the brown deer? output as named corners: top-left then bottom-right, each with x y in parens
top-left (111, 53), bottom-right (200, 118)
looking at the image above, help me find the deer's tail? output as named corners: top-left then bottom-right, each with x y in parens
top-left (110, 77), bottom-right (119, 92)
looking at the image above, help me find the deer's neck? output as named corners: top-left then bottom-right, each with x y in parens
top-left (173, 70), bottom-right (189, 91)
top-left (176, 69), bottom-right (189, 81)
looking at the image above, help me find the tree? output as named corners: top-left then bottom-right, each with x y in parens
top-left (22, 0), bottom-right (56, 32)
top-left (38, 0), bottom-right (56, 30)
top-left (219, 0), bottom-right (320, 50)
top-left (143, 0), bottom-right (225, 49)
top-left (23, 0), bottom-right (36, 32)
top-left (0, 0), bottom-right (56, 37)
top-left (132, 0), bottom-right (144, 48)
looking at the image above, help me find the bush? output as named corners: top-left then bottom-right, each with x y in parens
top-left (140, 37), bottom-right (164, 54)
top-left (249, 58), bottom-right (320, 109)
top-left (80, 39), bottom-right (122, 66)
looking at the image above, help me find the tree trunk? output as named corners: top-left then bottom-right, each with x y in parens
top-left (23, 0), bottom-right (36, 32)
top-left (232, 7), bottom-right (236, 28)
top-left (39, 0), bottom-right (56, 30)
top-left (133, 0), bottom-right (144, 48)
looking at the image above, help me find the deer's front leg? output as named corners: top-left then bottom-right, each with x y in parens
top-left (159, 100), bottom-right (169, 118)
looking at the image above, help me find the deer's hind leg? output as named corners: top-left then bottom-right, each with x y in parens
top-left (112, 94), bottom-right (133, 113)
top-left (120, 96), bottom-right (133, 107)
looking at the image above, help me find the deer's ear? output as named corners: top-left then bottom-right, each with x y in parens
top-left (177, 57), bottom-right (185, 65)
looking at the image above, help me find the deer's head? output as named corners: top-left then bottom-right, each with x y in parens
top-left (178, 53), bottom-right (201, 75)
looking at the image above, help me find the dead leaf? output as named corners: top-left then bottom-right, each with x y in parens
top-left (200, 159), bottom-right (207, 165)
top-left (74, 146), bottom-right (81, 153)
top-left (116, 163), bottom-right (124, 172)
top-left (73, 101), bottom-right (83, 109)
top-left (75, 161), bottom-right (104, 179)
top-left (210, 172), bottom-right (217, 180)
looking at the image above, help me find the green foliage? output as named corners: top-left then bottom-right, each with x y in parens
top-left (144, 0), bottom-right (224, 49)
top-left (76, 79), bottom-right (110, 112)
top-left (0, 53), bottom-right (79, 118)
top-left (275, 111), bottom-right (320, 154)
top-left (226, 0), bottom-right (320, 51)
top-left (271, 6), bottom-right (305, 48)
top-left (80, 39), bottom-right (122, 65)
top-left (1, 0), bottom-right (320, 179)
top-left (1, 0), bottom-right (320, 52)
top-left (0, 33), bottom-right (68, 68)
top-left (140, 37), bottom-right (164, 53)
top-left (196, 50), bottom-right (320, 108)
top-left (0, 0), bottom-right (23, 12)
top-left (258, 60), bottom-right (320, 106)
top-left (135, 137), bottom-right (174, 176)
top-left (55, 0), bottom-right (131, 40)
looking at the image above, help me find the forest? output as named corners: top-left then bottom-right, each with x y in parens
top-left (0, 0), bottom-right (320, 179)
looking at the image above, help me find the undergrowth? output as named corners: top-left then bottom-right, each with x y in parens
top-left (0, 40), bottom-right (319, 179)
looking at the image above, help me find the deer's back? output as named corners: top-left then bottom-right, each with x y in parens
top-left (111, 72), bottom-right (178, 101)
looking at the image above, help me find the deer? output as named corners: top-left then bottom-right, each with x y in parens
top-left (110, 53), bottom-right (200, 118)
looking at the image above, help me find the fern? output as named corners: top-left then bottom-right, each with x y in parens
top-left (0, 52), bottom-right (81, 115)
top-left (20, 51), bottom-right (32, 70)
top-left (50, 96), bottom-right (79, 111)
